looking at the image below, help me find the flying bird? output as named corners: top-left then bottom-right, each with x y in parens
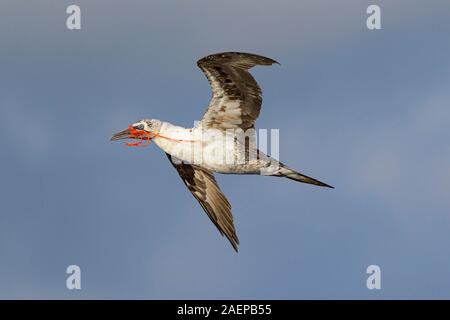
top-left (111, 52), bottom-right (333, 252)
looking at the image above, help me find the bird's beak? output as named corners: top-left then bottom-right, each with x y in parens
top-left (110, 128), bottom-right (132, 141)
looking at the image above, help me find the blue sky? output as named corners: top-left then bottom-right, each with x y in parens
top-left (1, 0), bottom-right (450, 299)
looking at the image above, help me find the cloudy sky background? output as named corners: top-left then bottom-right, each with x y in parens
top-left (1, 0), bottom-right (450, 299)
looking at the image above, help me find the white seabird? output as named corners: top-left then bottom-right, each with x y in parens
top-left (111, 52), bottom-right (333, 251)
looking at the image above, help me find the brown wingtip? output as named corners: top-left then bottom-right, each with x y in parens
top-left (222, 229), bottom-right (239, 252)
top-left (198, 52), bottom-right (280, 69)
top-left (225, 234), bottom-right (239, 252)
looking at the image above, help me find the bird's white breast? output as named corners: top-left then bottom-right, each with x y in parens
top-left (152, 122), bottom-right (258, 173)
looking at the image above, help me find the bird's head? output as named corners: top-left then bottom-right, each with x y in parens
top-left (110, 119), bottom-right (162, 147)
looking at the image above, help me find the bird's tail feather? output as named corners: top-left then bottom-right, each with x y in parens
top-left (276, 166), bottom-right (334, 188)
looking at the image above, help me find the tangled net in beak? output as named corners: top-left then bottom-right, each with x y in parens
top-left (124, 124), bottom-right (198, 147)
top-left (125, 125), bottom-right (154, 147)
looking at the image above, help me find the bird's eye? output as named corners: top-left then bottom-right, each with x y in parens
top-left (134, 124), bottom-right (144, 130)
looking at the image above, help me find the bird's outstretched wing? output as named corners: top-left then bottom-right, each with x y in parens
top-left (166, 153), bottom-right (239, 251)
top-left (197, 52), bottom-right (278, 131)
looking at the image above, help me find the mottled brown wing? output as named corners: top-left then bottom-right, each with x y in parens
top-left (197, 52), bottom-right (278, 131)
top-left (166, 153), bottom-right (239, 251)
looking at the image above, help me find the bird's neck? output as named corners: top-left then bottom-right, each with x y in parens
top-left (158, 121), bottom-right (191, 138)
top-left (152, 122), bottom-right (193, 154)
